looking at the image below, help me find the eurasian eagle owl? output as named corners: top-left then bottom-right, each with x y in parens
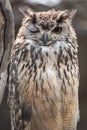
top-left (8, 8), bottom-right (79, 130)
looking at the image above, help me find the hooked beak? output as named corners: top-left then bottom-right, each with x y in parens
top-left (41, 32), bottom-right (50, 46)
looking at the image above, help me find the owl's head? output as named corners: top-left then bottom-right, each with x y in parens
top-left (18, 8), bottom-right (77, 46)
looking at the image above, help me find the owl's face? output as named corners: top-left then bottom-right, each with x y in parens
top-left (18, 9), bottom-right (77, 47)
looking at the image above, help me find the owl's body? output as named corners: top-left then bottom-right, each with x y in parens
top-left (8, 9), bottom-right (79, 130)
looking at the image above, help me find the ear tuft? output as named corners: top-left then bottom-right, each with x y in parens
top-left (68, 9), bottom-right (77, 19)
top-left (19, 6), bottom-right (34, 17)
top-left (57, 9), bottom-right (77, 23)
top-left (63, 9), bottom-right (77, 20)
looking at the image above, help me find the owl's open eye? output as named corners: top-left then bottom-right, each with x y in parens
top-left (52, 27), bottom-right (62, 34)
top-left (30, 27), bottom-right (40, 33)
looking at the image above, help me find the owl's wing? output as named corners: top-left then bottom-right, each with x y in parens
top-left (8, 41), bottom-right (32, 130)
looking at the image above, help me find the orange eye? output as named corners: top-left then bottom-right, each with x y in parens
top-left (52, 27), bottom-right (62, 34)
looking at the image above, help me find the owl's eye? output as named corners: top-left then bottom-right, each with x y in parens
top-left (52, 27), bottom-right (62, 34)
top-left (30, 27), bottom-right (40, 33)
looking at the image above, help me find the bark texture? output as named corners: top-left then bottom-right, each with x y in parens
top-left (0, 0), bottom-right (14, 104)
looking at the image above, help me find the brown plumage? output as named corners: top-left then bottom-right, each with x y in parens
top-left (8, 8), bottom-right (79, 130)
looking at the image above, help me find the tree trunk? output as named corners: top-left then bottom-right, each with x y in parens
top-left (0, 0), bottom-right (14, 104)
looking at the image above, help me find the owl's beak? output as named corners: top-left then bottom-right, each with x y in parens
top-left (41, 32), bottom-right (50, 46)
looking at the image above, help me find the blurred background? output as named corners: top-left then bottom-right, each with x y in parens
top-left (0, 0), bottom-right (87, 129)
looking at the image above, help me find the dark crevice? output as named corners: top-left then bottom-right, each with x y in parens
top-left (0, 4), bottom-right (7, 68)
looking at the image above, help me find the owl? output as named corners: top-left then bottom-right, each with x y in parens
top-left (8, 8), bottom-right (79, 130)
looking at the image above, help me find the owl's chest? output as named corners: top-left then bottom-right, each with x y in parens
top-left (18, 44), bottom-right (78, 97)
top-left (17, 47), bottom-right (59, 95)
top-left (18, 47), bottom-right (59, 85)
